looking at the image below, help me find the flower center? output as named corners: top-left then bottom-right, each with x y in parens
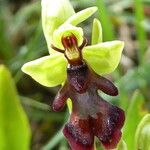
top-left (61, 34), bottom-right (82, 65)
top-left (51, 33), bottom-right (87, 66)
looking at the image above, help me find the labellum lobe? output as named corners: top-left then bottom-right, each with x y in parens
top-left (52, 34), bottom-right (125, 150)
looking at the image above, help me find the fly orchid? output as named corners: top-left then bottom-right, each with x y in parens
top-left (22, 0), bottom-right (125, 149)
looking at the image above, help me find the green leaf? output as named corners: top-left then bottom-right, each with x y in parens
top-left (42, 129), bottom-right (64, 150)
top-left (116, 140), bottom-right (128, 150)
top-left (135, 114), bottom-right (150, 150)
top-left (91, 18), bottom-right (103, 45)
top-left (42, 112), bottom-right (69, 150)
top-left (65, 7), bottom-right (97, 26)
top-left (0, 65), bottom-right (31, 150)
top-left (41, 0), bottom-right (75, 52)
top-left (0, 9), bottom-right (13, 59)
top-left (123, 90), bottom-right (147, 150)
top-left (96, 0), bottom-right (115, 41)
top-left (83, 41), bottom-right (124, 75)
top-left (22, 54), bottom-right (67, 87)
top-left (134, 0), bottom-right (147, 64)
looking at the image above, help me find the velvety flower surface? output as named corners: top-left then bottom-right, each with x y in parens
top-left (53, 63), bottom-right (125, 150)
top-left (22, 2), bottom-right (125, 150)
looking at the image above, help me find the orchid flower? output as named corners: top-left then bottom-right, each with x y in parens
top-left (21, 0), bottom-right (125, 149)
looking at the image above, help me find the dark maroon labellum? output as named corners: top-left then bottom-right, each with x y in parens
top-left (51, 34), bottom-right (125, 150)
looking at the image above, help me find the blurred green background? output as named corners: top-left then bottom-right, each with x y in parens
top-left (0, 0), bottom-right (150, 150)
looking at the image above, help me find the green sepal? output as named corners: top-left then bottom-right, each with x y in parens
top-left (135, 114), bottom-right (150, 150)
top-left (22, 54), bottom-right (67, 87)
top-left (0, 65), bottom-right (31, 150)
top-left (41, 0), bottom-right (75, 53)
top-left (91, 18), bottom-right (103, 45)
top-left (83, 41), bottom-right (124, 75)
top-left (67, 98), bottom-right (72, 114)
top-left (65, 7), bottom-right (97, 26)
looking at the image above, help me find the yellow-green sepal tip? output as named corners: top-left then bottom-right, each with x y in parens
top-left (22, 54), bottom-right (67, 87)
top-left (83, 40), bottom-right (124, 75)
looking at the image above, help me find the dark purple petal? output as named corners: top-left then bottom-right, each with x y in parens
top-left (52, 63), bottom-right (125, 150)
top-left (62, 100), bottom-right (125, 150)
top-left (101, 129), bottom-right (121, 149)
top-left (63, 114), bottom-right (94, 150)
top-left (52, 83), bottom-right (68, 111)
top-left (91, 70), bottom-right (118, 96)
top-left (90, 100), bottom-right (125, 149)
